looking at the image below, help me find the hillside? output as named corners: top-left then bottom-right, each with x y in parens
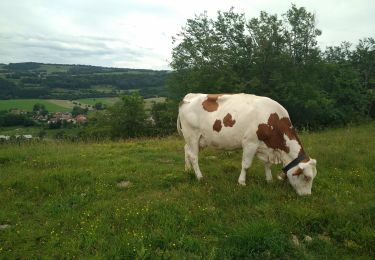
top-left (0, 123), bottom-right (374, 258)
top-left (0, 62), bottom-right (168, 100)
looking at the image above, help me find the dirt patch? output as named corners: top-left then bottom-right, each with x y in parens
top-left (117, 181), bottom-right (132, 189)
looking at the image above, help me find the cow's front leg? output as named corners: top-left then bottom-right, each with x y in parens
top-left (238, 144), bottom-right (257, 186)
top-left (264, 162), bottom-right (272, 182)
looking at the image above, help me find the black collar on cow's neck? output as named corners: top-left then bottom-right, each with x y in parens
top-left (282, 153), bottom-right (308, 174)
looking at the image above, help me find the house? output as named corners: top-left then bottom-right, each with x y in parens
top-left (48, 112), bottom-right (75, 124)
top-left (34, 115), bottom-right (48, 122)
top-left (9, 109), bottom-right (27, 115)
top-left (75, 114), bottom-right (87, 124)
top-left (14, 135), bottom-right (33, 140)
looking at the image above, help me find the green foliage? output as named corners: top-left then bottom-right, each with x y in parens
top-left (169, 4), bottom-right (374, 129)
top-left (150, 100), bottom-right (178, 136)
top-left (33, 103), bottom-right (48, 116)
top-left (7, 62), bottom-right (41, 71)
top-left (0, 63), bottom-right (167, 99)
top-left (0, 111), bottom-right (34, 127)
top-left (71, 106), bottom-right (88, 117)
top-left (0, 123), bottom-right (374, 258)
top-left (0, 99), bottom-right (71, 112)
top-left (94, 102), bottom-right (105, 110)
top-left (107, 92), bottom-right (147, 138)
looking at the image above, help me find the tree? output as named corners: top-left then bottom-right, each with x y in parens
top-left (168, 4), bottom-right (372, 129)
top-left (94, 102), bottom-right (105, 110)
top-left (108, 92), bottom-right (147, 138)
top-left (169, 8), bottom-right (250, 99)
top-left (246, 11), bottom-right (286, 96)
top-left (72, 106), bottom-right (88, 117)
top-left (351, 38), bottom-right (375, 117)
top-left (283, 4), bottom-right (322, 66)
top-left (150, 100), bottom-right (178, 136)
top-left (33, 103), bottom-right (48, 116)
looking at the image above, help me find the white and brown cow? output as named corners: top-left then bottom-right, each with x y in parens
top-left (177, 93), bottom-right (317, 195)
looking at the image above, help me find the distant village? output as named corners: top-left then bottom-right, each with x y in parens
top-left (36, 111), bottom-right (88, 125)
top-left (0, 109), bottom-right (88, 141)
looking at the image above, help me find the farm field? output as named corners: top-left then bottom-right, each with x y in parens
top-left (0, 123), bottom-right (374, 258)
top-left (0, 97), bottom-right (165, 113)
top-left (0, 99), bottom-right (72, 112)
top-left (76, 97), bottom-right (120, 106)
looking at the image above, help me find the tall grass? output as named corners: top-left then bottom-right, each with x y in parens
top-left (0, 123), bottom-right (374, 258)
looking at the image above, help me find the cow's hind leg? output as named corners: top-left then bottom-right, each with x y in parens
top-left (184, 144), bottom-right (192, 171)
top-left (185, 137), bottom-right (203, 180)
top-left (238, 143), bottom-right (258, 186)
top-left (264, 162), bottom-right (272, 182)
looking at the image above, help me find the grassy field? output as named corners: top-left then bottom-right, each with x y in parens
top-left (0, 126), bottom-right (83, 138)
top-left (0, 99), bottom-right (72, 112)
top-left (0, 97), bottom-right (165, 113)
top-left (0, 123), bottom-right (374, 258)
top-left (76, 97), bottom-right (120, 106)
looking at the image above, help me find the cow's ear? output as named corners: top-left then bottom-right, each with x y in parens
top-left (298, 162), bottom-right (308, 170)
top-left (310, 159), bottom-right (317, 166)
top-left (300, 163), bottom-right (313, 180)
top-left (292, 167), bottom-right (303, 176)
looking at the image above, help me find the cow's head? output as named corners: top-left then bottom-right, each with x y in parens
top-left (280, 158), bottom-right (317, 195)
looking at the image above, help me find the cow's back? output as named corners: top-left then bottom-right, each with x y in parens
top-left (178, 93), bottom-right (289, 150)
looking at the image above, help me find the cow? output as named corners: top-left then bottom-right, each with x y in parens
top-left (177, 93), bottom-right (317, 196)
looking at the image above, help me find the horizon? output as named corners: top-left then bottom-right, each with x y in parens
top-left (0, 61), bottom-right (170, 71)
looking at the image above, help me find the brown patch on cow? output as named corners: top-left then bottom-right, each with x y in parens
top-left (202, 94), bottom-right (224, 112)
top-left (292, 167), bottom-right (303, 176)
top-left (223, 113), bottom-right (236, 127)
top-left (256, 113), bottom-right (305, 154)
top-left (213, 119), bottom-right (222, 132)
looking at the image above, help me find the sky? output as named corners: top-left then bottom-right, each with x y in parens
top-left (0, 0), bottom-right (374, 70)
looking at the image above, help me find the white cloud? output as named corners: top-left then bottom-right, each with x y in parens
top-left (0, 0), bottom-right (374, 69)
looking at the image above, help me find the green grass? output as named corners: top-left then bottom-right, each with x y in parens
top-left (76, 97), bottom-right (120, 106)
top-left (0, 123), bottom-right (374, 258)
top-left (39, 64), bottom-right (71, 74)
top-left (0, 126), bottom-right (82, 138)
top-left (0, 97), bottom-right (166, 114)
top-left (0, 99), bottom-right (71, 112)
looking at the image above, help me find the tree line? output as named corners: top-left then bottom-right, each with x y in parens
top-left (168, 4), bottom-right (374, 129)
top-left (0, 63), bottom-right (168, 99)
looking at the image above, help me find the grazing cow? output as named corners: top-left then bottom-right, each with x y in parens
top-left (177, 93), bottom-right (317, 196)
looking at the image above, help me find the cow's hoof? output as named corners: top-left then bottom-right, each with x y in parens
top-left (238, 181), bottom-right (246, 186)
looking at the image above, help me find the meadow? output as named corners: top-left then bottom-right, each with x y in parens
top-left (0, 123), bottom-right (374, 258)
top-left (0, 97), bottom-right (165, 113)
top-left (0, 99), bottom-right (72, 112)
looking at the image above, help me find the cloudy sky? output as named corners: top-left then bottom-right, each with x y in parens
top-left (0, 0), bottom-right (374, 70)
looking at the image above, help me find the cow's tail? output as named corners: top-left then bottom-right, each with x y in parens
top-left (176, 113), bottom-right (183, 136)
